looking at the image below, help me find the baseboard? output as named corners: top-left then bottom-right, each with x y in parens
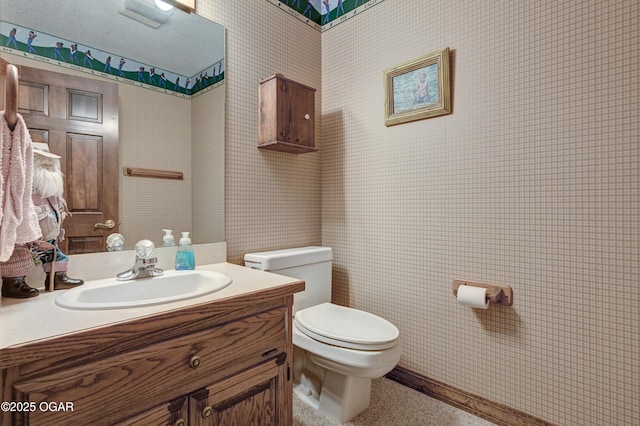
top-left (386, 366), bottom-right (555, 426)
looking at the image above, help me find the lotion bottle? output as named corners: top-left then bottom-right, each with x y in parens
top-left (162, 229), bottom-right (176, 247)
top-left (175, 232), bottom-right (195, 270)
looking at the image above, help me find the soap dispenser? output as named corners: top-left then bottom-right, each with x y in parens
top-left (162, 229), bottom-right (176, 247)
top-left (175, 232), bottom-right (195, 270)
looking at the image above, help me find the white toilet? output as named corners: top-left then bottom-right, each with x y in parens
top-left (244, 246), bottom-right (401, 422)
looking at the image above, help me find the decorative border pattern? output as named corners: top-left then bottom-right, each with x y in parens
top-left (1, 21), bottom-right (224, 98)
top-left (266, 0), bottom-right (385, 32)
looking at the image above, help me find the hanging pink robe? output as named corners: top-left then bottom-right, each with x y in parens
top-left (0, 112), bottom-right (41, 262)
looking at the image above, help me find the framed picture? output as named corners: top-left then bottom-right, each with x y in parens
top-left (384, 47), bottom-right (451, 126)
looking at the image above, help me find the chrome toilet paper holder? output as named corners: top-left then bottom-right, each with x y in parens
top-left (452, 280), bottom-right (513, 306)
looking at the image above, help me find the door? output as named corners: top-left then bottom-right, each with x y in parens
top-left (1, 65), bottom-right (119, 254)
top-left (282, 79), bottom-right (315, 148)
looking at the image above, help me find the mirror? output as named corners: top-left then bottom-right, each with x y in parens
top-left (0, 0), bottom-right (225, 251)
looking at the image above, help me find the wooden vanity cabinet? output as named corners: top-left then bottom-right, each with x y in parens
top-left (258, 74), bottom-right (317, 154)
top-left (0, 288), bottom-right (301, 426)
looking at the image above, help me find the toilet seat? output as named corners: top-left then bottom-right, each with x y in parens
top-left (294, 303), bottom-right (399, 350)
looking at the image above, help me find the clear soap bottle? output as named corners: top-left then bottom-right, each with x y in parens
top-left (175, 232), bottom-right (195, 270)
top-left (162, 229), bottom-right (176, 247)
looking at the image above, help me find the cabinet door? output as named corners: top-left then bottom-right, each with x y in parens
top-left (117, 396), bottom-right (188, 426)
top-left (189, 359), bottom-right (286, 426)
top-left (281, 80), bottom-right (315, 149)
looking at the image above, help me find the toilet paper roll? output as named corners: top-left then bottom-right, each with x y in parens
top-left (457, 285), bottom-right (489, 309)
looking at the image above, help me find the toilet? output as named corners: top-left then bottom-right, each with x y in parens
top-left (244, 246), bottom-right (401, 422)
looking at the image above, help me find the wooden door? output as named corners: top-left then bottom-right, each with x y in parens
top-left (282, 79), bottom-right (315, 148)
top-left (1, 65), bottom-right (119, 254)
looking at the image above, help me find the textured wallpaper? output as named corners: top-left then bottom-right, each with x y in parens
top-left (209, 0), bottom-right (638, 423)
top-left (320, 1), bottom-right (639, 425)
top-left (202, 0), bottom-right (323, 265)
top-left (4, 0), bottom-right (637, 424)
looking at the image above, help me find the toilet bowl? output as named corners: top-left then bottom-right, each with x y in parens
top-left (292, 303), bottom-right (401, 422)
top-left (244, 247), bottom-right (402, 422)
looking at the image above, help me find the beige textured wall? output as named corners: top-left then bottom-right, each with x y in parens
top-left (207, 0), bottom-right (638, 423)
top-left (119, 86), bottom-right (192, 246)
top-left (321, 1), bottom-right (639, 425)
top-left (192, 87), bottom-right (225, 244)
top-left (201, 1), bottom-right (323, 264)
top-left (7, 0), bottom-right (637, 423)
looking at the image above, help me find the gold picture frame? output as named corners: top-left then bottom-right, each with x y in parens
top-left (384, 47), bottom-right (451, 126)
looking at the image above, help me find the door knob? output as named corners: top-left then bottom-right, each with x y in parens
top-left (94, 219), bottom-right (115, 230)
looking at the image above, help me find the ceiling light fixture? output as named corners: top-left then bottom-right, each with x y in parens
top-left (155, 0), bottom-right (195, 14)
top-left (120, 0), bottom-right (174, 28)
top-left (154, 0), bottom-right (174, 12)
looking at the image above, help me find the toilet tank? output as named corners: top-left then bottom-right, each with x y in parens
top-left (244, 246), bottom-right (333, 314)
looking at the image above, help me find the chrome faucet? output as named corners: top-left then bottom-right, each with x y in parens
top-left (116, 239), bottom-right (164, 280)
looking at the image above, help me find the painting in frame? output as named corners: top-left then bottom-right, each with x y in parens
top-left (384, 47), bottom-right (451, 126)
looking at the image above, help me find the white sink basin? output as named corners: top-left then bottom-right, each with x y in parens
top-left (55, 270), bottom-right (232, 310)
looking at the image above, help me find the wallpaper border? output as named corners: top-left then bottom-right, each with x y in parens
top-left (266, 0), bottom-right (386, 32)
top-left (1, 21), bottom-right (224, 99)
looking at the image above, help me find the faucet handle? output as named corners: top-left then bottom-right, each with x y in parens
top-left (106, 233), bottom-right (125, 251)
top-left (135, 239), bottom-right (156, 259)
top-left (138, 257), bottom-right (159, 266)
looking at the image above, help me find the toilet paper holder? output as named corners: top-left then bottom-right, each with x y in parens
top-left (452, 280), bottom-right (513, 306)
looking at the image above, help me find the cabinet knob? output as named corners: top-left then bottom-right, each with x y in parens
top-left (202, 405), bottom-right (213, 418)
top-left (174, 419), bottom-right (186, 426)
top-left (189, 355), bottom-right (201, 369)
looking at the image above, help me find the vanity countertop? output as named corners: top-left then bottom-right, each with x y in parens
top-left (0, 263), bottom-right (304, 362)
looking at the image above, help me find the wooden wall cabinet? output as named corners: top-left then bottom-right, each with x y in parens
top-left (259, 74), bottom-right (317, 154)
top-left (0, 281), bottom-right (303, 425)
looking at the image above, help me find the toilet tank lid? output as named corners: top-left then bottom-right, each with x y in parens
top-left (244, 246), bottom-right (332, 271)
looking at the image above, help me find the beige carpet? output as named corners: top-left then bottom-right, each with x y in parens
top-left (293, 377), bottom-right (496, 426)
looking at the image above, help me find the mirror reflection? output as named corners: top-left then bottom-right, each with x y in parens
top-left (0, 0), bottom-right (226, 252)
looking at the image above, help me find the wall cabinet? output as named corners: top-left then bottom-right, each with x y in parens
top-left (1, 282), bottom-right (302, 425)
top-left (259, 74), bottom-right (317, 154)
